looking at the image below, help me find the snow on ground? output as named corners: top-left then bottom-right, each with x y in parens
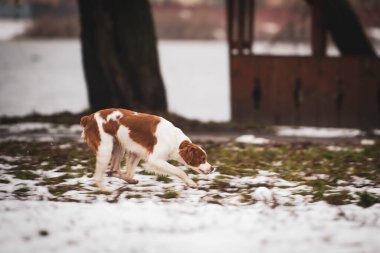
top-left (0, 122), bottom-right (82, 142)
top-left (1, 123), bottom-right (380, 252)
top-left (0, 19), bottom-right (30, 40)
top-left (0, 200), bottom-right (380, 253)
top-left (235, 134), bottom-right (270, 144)
top-left (275, 126), bottom-right (363, 138)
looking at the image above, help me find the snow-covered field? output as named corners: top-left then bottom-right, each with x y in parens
top-left (0, 123), bottom-right (380, 253)
top-left (1, 200), bottom-right (380, 253)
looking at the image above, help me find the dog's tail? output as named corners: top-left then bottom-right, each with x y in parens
top-left (80, 114), bottom-right (92, 128)
top-left (80, 114), bottom-right (94, 140)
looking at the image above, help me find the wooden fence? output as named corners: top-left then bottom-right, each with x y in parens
top-left (227, 0), bottom-right (380, 128)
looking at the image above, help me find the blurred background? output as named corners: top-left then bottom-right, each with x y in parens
top-left (0, 0), bottom-right (379, 122)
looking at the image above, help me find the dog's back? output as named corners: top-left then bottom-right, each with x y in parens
top-left (80, 109), bottom-right (163, 155)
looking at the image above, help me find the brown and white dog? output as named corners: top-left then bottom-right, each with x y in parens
top-left (80, 108), bottom-right (215, 191)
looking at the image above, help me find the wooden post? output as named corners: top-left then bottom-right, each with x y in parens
top-left (226, 0), bottom-right (234, 54)
top-left (311, 0), bottom-right (326, 57)
top-left (226, 0), bottom-right (254, 55)
top-left (244, 0), bottom-right (254, 55)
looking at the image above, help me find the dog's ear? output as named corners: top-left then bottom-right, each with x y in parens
top-left (179, 140), bottom-right (194, 165)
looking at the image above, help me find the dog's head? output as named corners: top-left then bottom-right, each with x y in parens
top-left (179, 140), bottom-right (215, 174)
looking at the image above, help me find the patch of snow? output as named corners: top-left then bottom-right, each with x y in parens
top-left (351, 176), bottom-right (373, 186)
top-left (35, 169), bottom-right (66, 179)
top-left (0, 122), bottom-right (52, 133)
top-left (304, 174), bottom-right (329, 180)
top-left (271, 161), bottom-right (283, 167)
top-left (336, 180), bottom-right (348, 185)
top-left (257, 169), bottom-right (277, 176)
top-left (367, 188), bottom-right (380, 195)
top-left (361, 139), bottom-right (375, 146)
top-left (0, 155), bottom-right (20, 162)
top-left (230, 175), bottom-right (297, 188)
top-left (235, 135), bottom-right (270, 144)
top-left (0, 20), bottom-right (30, 40)
top-left (326, 145), bottom-right (347, 152)
top-left (71, 164), bottom-right (85, 170)
top-left (58, 143), bottom-right (72, 149)
top-left (68, 124), bottom-right (82, 133)
top-left (0, 136), bottom-right (31, 143)
top-left (0, 163), bottom-right (16, 170)
top-left (36, 136), bottom-right (55, 142)
top-left (252, 186), bottom-right (274, 202)
top-left (276, 126), bottom-right (362, 138)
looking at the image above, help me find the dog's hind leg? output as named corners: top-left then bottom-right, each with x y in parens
top-left (93, 134), bottom-right (114, 192)
top-left (112, 152), bottom-right (140, 184)
top-left (109, 139), bottom-right (124, 175)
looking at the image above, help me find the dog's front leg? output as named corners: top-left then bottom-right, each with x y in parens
top-left (143, 159), bottom-right (198, 188)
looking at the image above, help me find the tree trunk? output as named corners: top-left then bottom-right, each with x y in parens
top-left (77, 0), bottom-right (167, 112)
top-left (306, 0), bottom-right (376, 56)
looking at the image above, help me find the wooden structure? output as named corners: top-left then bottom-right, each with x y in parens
top-left (227, 0), bottom-right (380, 128)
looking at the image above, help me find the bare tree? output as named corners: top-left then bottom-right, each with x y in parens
top-left (77, 0), bottom-right (167, 112)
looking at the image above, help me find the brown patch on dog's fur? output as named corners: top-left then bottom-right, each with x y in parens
top-left (80, 114), bottom-right (100, 153)
top-left (118, 110), bottom-right (160, 153)
top-left (98, 108), bottom-right (160, 153)
top-left (99, 108), bottom-right (120, 121)
top-left (103, 120), bottom-right (120, 136)
top-left (179, 140), bottom-right (206, 167)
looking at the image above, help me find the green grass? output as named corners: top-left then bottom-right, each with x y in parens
top-left (1, 139), bottom-right (379, 206)
top-left (158, 191), bottom-right (179, 199)
top-left (357, 192), bottom-right (380, 208)
top-left (156, 175), bottom-right (173, 183)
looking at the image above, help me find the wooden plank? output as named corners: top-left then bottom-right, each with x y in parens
top-left (339, 58), bottom-right (359, 127)
top-left (297, 58), bottom-right (319, 126)
top-left (356, 58), bottom-right (379, 129)
top-left (248, 57), bottom-right (275, 125)
top-left (230, 56), bottom-right (255, 121)
top-left (230, 56), bottom-right (380, 128)
top-left (317, 58), bottom-right (340, 127)
top-left (272, 58), bottom-right (299, 125)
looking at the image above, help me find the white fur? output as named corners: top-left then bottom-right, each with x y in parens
top-left (90, 112), bottom-right (213, 191)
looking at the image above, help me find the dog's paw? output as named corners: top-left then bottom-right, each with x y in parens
top-left (187, 181), bottom-right (198, 189)
top-left (126, 178), bottom-right (139, 184)
top-left (95, 181), bottom-right (111, 193)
